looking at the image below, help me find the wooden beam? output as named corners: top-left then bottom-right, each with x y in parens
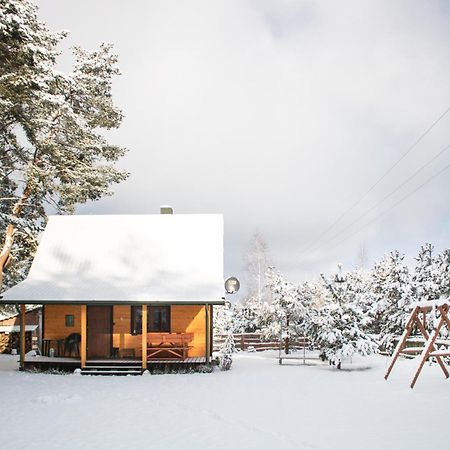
top-left (142, 305), bottom-right (148, 370)
top-left (414, 316), bottom-right (449, 378)
top-left (19, 304), bottom-right (26, 370)
top-left (411, 314), bottom-right (446, 388)
top-left (210, 305), bottom-right (214, 357)
top-left (384, 306), bottom-right (419, 380)
top-left (205, 304), bottom-right (210, 364)
top-left (80, 305), bottom-right (87, 368)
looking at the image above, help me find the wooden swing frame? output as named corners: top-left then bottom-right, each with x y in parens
top-left (384, 300), bottom-right (450, 388)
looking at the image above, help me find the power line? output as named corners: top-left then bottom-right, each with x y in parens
top-left (306, 143), bottom-right (450, 254)
top-left (325, 161), bottom-right (450, 254)
top-left (299, 106), bottom-right (450, 254)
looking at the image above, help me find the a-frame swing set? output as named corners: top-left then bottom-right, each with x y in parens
top-left (384, 298), bottom-right (450, 388)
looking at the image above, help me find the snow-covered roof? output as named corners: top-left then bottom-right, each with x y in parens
top-left (1, 214), bottom-right (225, 304)
top-left (0, 325), bottom-right (38, 333)
top-left (0, 305), bottom-right (41, 322)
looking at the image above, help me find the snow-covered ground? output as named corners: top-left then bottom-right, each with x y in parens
top-left (0, 352), bottom-right (448, 450)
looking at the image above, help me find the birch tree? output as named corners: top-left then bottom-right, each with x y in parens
top-left (243, 231), bottom-right (271, 303)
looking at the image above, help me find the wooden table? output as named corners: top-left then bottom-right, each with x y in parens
top-left (147, 333), bottom-right (193, 360)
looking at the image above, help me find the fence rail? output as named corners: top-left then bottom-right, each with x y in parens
top-left (213, 333), bottom-right (310, 352)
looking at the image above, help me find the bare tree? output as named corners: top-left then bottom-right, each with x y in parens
top-left (243, 231), bottom-right (271, 303)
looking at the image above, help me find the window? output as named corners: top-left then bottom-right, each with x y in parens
top-left (65, 314), bottom-right (74, 327)
top-left (131, 306), bottom-right (142, 335)
top-left (150, 306), bottom-right (170, 332)
top-left (131, 306), bottom-right (170, 334)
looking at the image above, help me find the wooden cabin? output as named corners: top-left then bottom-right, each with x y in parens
top-left (0, 306), bottom-right (41, 354)
top-left (1, 209), bottom-right (225, 373)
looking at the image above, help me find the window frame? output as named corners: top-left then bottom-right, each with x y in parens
top-left (65, 314), bottom-right (75, 327)
top-left (130, 305), bottom-right (171, 334)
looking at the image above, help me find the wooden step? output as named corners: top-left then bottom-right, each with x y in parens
top-left (82, 364), bottom-right (142, 376)
top-left (81, 370), bottom-right (142, 376)
top-left (84, 365), bottom-right (140, 369)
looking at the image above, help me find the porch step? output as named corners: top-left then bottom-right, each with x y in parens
top-left (81, 363), bottom-right (142, 376)
top-left (81, 370), bottom-right (142, 376)
top-left (84, 365), bottom-right (141, 370)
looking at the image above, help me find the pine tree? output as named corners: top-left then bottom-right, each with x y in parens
top-left (372, 251), bottom-right (413, 352)
top-left (0, 0), bottom-right (128, 292)
top-left (216, 304), bottom-right (235, 370)
top-left (306, 265), bottom-right (377, 368)
top-left (434, 248), bottom-right (450, 298)
top-left (413, 243), bottom-right (441, 303)
top-left (265, 267), bottom-right (308, 354)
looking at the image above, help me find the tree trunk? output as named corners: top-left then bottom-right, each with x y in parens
top-left (0, 185), bottom-right (32, 289)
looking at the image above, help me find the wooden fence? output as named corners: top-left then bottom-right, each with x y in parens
top-left (213, 333), bottom-right (310, 352)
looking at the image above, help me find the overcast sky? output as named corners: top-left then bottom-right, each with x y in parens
top-left (36, 0), bottom-right (450, 291)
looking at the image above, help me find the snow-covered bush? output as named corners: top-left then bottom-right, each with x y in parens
top-left (215, 304), bottom-right (235, 370)
top-left (219, 332), bottom-right (235, 371)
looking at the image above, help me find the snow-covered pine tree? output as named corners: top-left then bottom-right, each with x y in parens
top-left (306, 265), bottom-right (377, 368)
top-left (231, 299), bottom-right (261, 334)
top-left (412, 243), bottom-right (441, 303)
top-left (219, 332), bottom-right (235, 371)
top-left (0, 0), bottom-right (128, 295)
top-left (434, 248), bottom-right (450, 298)
top-left (372, 251), bottom-right (413, 353)
top-left (216, 304), bottom-right (235, 370)
top-left (346, 268), bottom-right (376, 334)
top-left (265, 267), bottom-right (307, 354)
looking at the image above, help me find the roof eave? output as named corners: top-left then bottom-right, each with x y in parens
top-left (0, 298), bottom-right (226, 306)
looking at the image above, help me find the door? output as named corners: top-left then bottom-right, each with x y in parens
top-left (87, 306), bottom-right (112, 358)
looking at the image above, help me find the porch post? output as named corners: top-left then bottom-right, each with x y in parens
top-left (19, 304), bottom-right (26, 370)
top-left (205, 303), bottom-right (210, 364)
top-left (81, 304), bottom-right (87, 368)
top-left (142, 305), bottom-right (148, 370)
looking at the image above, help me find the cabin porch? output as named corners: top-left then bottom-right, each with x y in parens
top-left (29, 303), bottom-right (214, 371)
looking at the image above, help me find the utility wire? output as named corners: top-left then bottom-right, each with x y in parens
top-left (305, 143), bottom-right (450, 254)
top-left (299, 106), bottom-right (450, 254)
top-left (325, 162), bottom-right (450, 254)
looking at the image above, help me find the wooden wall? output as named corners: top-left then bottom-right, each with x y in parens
top-left (112, 305), bottom-right (207, 357)
top-left (171, 305), bottom-right (206, 356)
top-left (0, 308), bottom-right (41, 354)
top-left (43, 304), bottom-right (209, 358)
top-left (43, 305), bottom-right (82, 340)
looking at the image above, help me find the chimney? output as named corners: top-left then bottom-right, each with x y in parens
top-left (160, 205), bottom-right (173, 214)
